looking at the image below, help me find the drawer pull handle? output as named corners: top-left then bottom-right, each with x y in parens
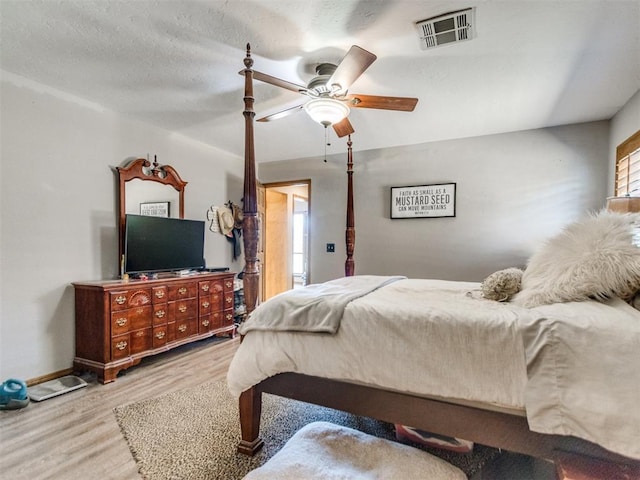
top-left (225, 281), bottom-right (232, 288)
top-left (115, 295), bottom-right (126, 305)
top-left (155, 310), bottom-right (166, 318)
top-left (178, 287), bottom-right (187, 295)
top-left (202, 319), bottom-right (210, 327)
top-left (155, 331), bottom-right (165, 339)
top-left (201, 284), bottom-right (210, 291)
top-left (202, 301), bottom-right (210, 308)
top-left (178, 324), bottom-right (187, 332)
top-left (225, 297), bottom-right (232, 304)
top-left (116, 318), bottom-right (127, 327)
top-left (116, 340), bottom-right (127, 350)
top-left (135, 330), bottom-right (144, 337)
top-left (155, 290), bottom-right (165, 298)
top-left (179, 305), bottom-right (187, 313)
top-left (226, 313), bottom-right (233, 320)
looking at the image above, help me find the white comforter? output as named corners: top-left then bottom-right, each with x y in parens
top-left (229, 278), bottom-right (529, 410)
top-left (227, 277), bottom-right (640, 460)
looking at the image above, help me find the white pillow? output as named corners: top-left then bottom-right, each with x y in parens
top-left (512, 211), bottom-right (640, 307)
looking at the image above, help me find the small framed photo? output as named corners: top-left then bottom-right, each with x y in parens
top-left (140, 202), bottom-right (170, 217)
top-left (390, 183), bottom-right (456, 219)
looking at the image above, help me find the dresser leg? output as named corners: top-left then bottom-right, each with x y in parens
top-left (73, 358), bottom-right (129, 384)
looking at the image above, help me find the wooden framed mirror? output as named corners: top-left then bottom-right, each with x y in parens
top-left (116, 157), bottom-right (188, 268)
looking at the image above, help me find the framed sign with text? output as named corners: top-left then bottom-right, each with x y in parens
top-left (390, 183), bottom-right (456, 219)
top-left (140, 201), bottom-right (170, 218)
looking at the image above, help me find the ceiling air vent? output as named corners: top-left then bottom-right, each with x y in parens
top-left (415, 7), bottom-right (475, 50)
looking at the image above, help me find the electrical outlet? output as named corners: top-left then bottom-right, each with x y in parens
top-left (326, 243), bottom-right (335, 253)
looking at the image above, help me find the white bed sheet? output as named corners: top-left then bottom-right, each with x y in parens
top-left (521, 297), bottom-right (640, 460)
top-left (228, 278), bottom-right (529, 411)
top-left (228, 277), bottom-right (640, 460)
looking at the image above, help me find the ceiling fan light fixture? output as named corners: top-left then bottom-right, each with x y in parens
top-left (304, 98), bottom-right (350, 126)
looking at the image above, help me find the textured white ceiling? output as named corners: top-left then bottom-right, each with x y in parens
top-left (1, 0), bottom-right (639, 162)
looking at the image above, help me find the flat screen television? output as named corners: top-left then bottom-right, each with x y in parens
top-left (124, 214), bottom-right (205, 274)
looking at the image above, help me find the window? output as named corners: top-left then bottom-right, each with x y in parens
top-left (292, 195), bottom-right (308, 287)
top-left (292, 212), bottom-right (305, 275)
top-left (615, 130), bottom-right (640, 196)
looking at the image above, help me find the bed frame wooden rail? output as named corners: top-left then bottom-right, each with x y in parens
top-left (237, 44), bottom-right (640, 472)
top-left (237, 373), bottom-right (636, 466)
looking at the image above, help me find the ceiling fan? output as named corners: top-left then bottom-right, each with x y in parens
top-left (245, 45), bottom-right (418, 138)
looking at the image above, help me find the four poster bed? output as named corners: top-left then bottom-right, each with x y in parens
top-left (233, 44), bottom-right (640, 473)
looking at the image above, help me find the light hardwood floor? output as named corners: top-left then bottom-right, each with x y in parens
top-left (1, 337), bottom-right (554, 480)
top-left (0, 337), bottom-right (239, 480)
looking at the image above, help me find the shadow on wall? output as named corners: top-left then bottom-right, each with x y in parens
top-left (43, 284), bottom-right (75, 372)
top-left (93, 210), bottom-right (118, 280)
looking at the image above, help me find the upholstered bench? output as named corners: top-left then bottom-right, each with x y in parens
top-left (243, 421), bottom-right (467, 479)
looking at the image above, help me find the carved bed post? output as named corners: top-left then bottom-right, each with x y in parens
top-left (238, 43), bottom-right (265, 456)
top-left (241, 43), bottom-right (259, 316)
top-left (345, 135), bottom-right (355, 276)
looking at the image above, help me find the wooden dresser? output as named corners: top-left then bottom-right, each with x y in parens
top-left (73, 272), bottom-right (235, 383)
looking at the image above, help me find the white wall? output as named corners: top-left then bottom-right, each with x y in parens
top-left (609, 89), bottom-right (640, 194)
top-left (259, 121), bottom-right (610, 284)
top-left (0, 75), bottom-right (244, 381)
top-left (1, 76), bottom-right (632, 382)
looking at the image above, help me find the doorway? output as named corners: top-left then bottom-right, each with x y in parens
top-left (262, 180), bottom-right (310, 301)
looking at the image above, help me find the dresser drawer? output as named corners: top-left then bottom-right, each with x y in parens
top-left (211, 291), bottom-right (223, 311)
top-left (200, 279), bottom-right (224, 295)
top-left (111, 305), bottom-right (152, 334)
top-left (152, 304), bottom-right (169, 325)
top-left (200, 291), bottom-right (222, 314)
top-left (199, 314), bottom-right (213, 334)
top-left (152, 325), bottom-right (168, 348)
top-left (222, 309), bottom-right (234, 328)
top-left (110, 289), bottom-right (151, 312)
top-left (210, 311), bottom-right (222, 330)
top-left (111, 334), bottom-right (130, 360)
top-left (111, 312), bottom-right (130, 336)
top-left (168, 283), bottom-right (197, 301)
top-left (127, 305), bottom-right (152, 331)
top-left (199, 294), bottom-right (212, 316)
top-left (174, 299), bottom-right (196, 321)
top-left (151, 286), bottom-right (168, 303)
top-left (223, 292), bottom-right (234, 310)
top-left (175, 318), bottom-right (197, 340)
top-left (130, 328), bottom-right (152, 354)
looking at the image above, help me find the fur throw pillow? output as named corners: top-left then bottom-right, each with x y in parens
top-left (512, 211), bottom-right (640, 308)
top-left (481, 268), bottom-right (523, 301)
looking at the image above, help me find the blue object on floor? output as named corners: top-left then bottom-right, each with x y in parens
top-left (0, 378), bottom-right (29, 410)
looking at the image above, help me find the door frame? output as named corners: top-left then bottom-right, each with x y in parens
top-left (262, 179), bottom-right (311, 300)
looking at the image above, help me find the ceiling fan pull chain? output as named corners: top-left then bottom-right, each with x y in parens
top-left (324, 126), bottom-right (328, 162)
